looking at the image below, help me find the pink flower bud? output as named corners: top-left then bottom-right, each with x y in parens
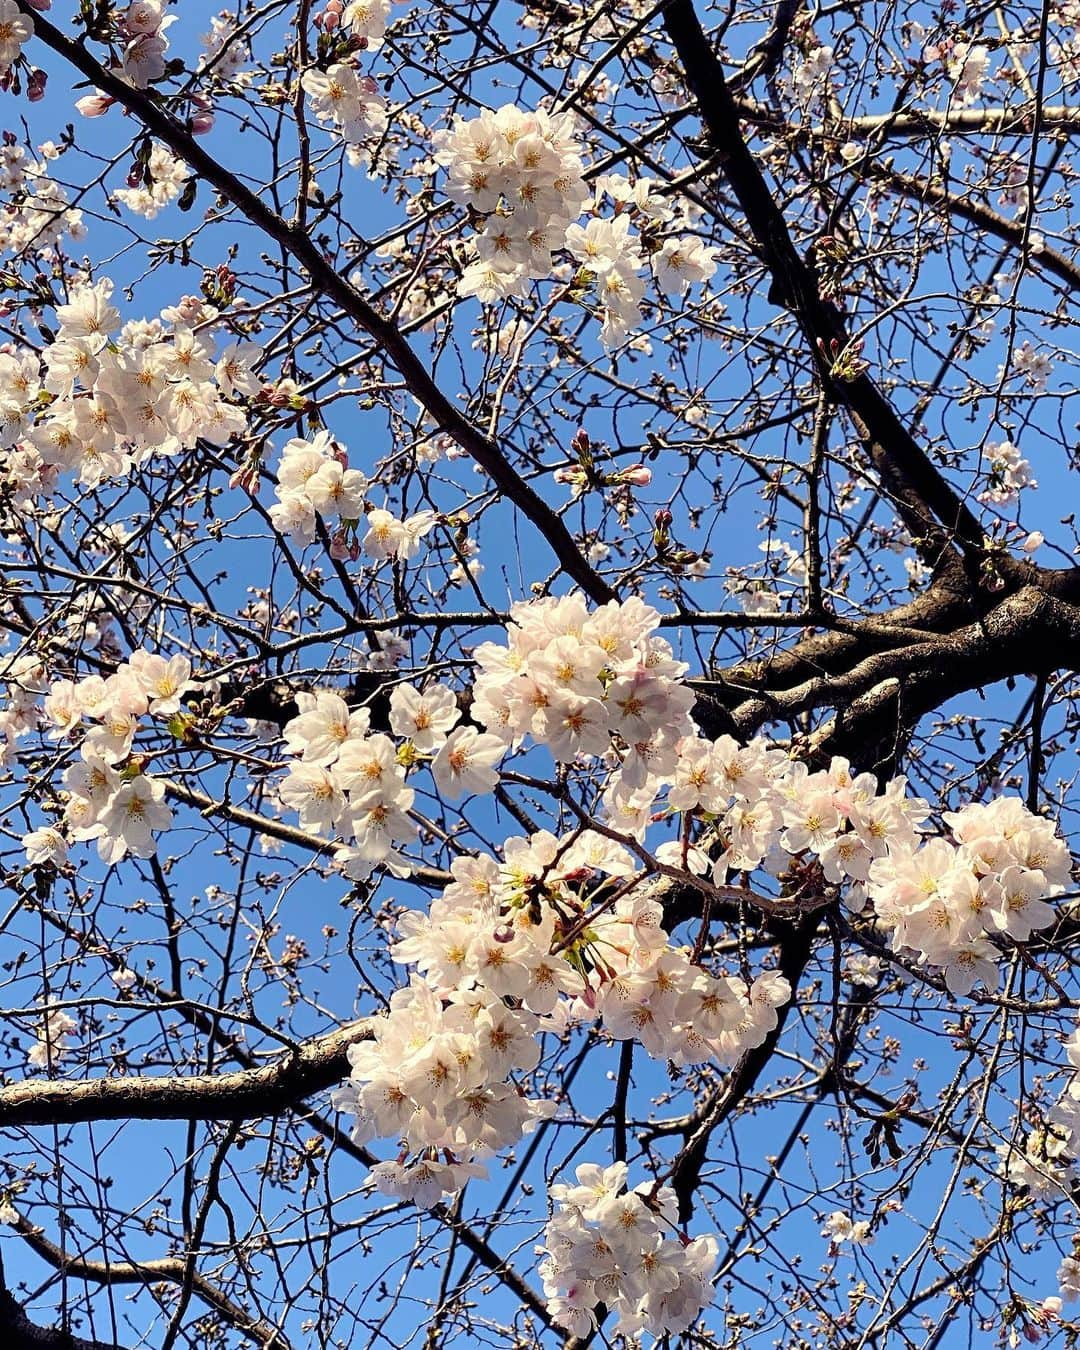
top-left (229, 463), bottom-right (260, 494)
top-left (619, 464), bottom-right (652, 487)
top-left (75, 94), bottom-right (115, 118)
top-left (191, 109), bottom-right (215, 135)
top-left (26, 0), bottom-right (53, 10)
top-left (27, 70), bottom-right (47, 103)
top-left (328, 532), bottom-right (350, 561)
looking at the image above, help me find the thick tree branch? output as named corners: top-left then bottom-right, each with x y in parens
top-left (0, 1022), bottom-right (372, 1127)
top-left (9, 1219), bottom-right (288, 1350)
top-left (727, 94), bottom-right (1080, 144)
top-left (0, 1280), bottom-right (126, 1350)
top-left (662, 0), bottom-right (987, 566)
top-left (712, 583), bottom-right (1080, 757)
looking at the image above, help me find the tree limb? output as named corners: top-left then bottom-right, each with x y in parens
top-left (0, 1023), bottom-right (372, 1127)
top-left (662, 0), bottom-right (988, 566)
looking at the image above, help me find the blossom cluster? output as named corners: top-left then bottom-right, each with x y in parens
top-left (946, 41), bottom-right (993, 103)
top-left (789, 45), bottom-right (836, 104)
top-left (2, 281), bottom-right (256, 502)
top-left (301, 63), bottom-right (387, 160)
top-left (12, 649), bottom-right (193, 865)
top-left (268, 432), bottom-right (439, 562)
top-left (0, 137), bottom-right (86, 258)
top-left (26, 1005), bottom-right (77, 1071)
top-left (332, 974), bottom-right (553, 1207)
top-left (433, 107), bottom-right (718, 346)
top-left (200, 10), bottom-right (251, 83)
top-left (1002, 1020), bottom-right (1080, 1205)
top-left (339, 0), bottom-right (392, 46)
top-left (869, 796), bottom-right (1069, 992)
top-left (272, 598), bottom-right (1070, 1004)
top-left (328, 815), bottom-right (793, 1205)
top-left (469, 593), bottom-right (697, 790)
top-left (269, 431), bottom-right (368, 547)
top-left (299, 1), bottom-right (391, 162)
top-left (115, 1), bottom-right (178, 90)
top-left (981, 439), bottom-right (1036, 506)
top-left (269, 601), bottom-right (1070, 1212)
top-left (539, 1162), bottom-right (718, 1338)
top-left (821, 1211), bottom-right (872, 1251)
top-left (74, 6), bottom-right (231, 129)
top-left (433, 104), bottom-right (592, 302)
top-left (276, 686), bottom-right (466, 878)
top-left (1003, 340), bottom-right (1054, 391)
top-left (114, 143), bottom-right (190, 219)
top-left (0, 650), bottom-right (44, 768)
top-left (469, 598), bottom-right (1069, 993)
top-left (995, 1015), bottom-right (1080, 1310)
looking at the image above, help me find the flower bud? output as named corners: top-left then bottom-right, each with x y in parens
top-left (75, 94), bottom-right (114, 118)
top-left (618, 464), bottom-right (652, 487)
top-left (229, 462), bottom-right (260, 494)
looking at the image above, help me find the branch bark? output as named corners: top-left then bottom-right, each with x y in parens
top-left (0, 1250), bottom-right (126, 1350)
top-left (662, 0), bottom-right (987, 567)
top-left (0, 1023), bottom-right (372, 1127)
top-left (9, 1218), bottom-right (288, 1350)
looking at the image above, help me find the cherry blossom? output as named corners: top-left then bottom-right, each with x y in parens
top-left (540, 1162), bottom-right (719, 1337)
top-left (0, 0), bottom-right (33, 74)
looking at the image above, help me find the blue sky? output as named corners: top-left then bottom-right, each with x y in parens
top-left (0, 2), bottom-right (1077, 1346)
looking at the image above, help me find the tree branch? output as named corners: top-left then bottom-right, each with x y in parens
top-left (9, 1218), bottom-right (288, 1350)
top-left (0, 1023), bottom-right (372, 1127)
top-left (867, 160), bottom-right (1080, 293)
top-left (662, 0), bottom-right (987, 566)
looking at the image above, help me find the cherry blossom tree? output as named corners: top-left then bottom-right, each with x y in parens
top-left (0, 0), bottom-right (1078, 1346)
